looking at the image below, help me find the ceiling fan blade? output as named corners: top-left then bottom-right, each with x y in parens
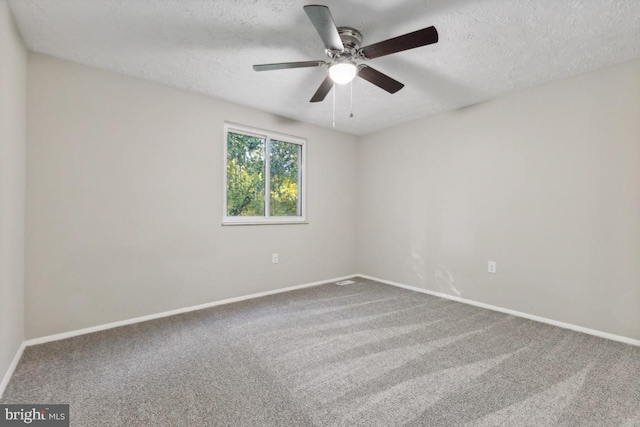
top-left (310, 76), bottom-right (334, 102)
top-left (359, 26), bottom-right (438, 60)
top-left (303, 5), bottom-right (344, 51)
top-left (253, 61), bottom-right (326, 72)
top-left (357, 65), bottom-right (404, 94)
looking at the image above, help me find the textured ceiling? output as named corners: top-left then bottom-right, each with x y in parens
top-left (8, 0), bottom-right (640, 135)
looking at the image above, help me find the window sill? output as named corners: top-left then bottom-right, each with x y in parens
top-left (221, 220), bottom-right (309, 226)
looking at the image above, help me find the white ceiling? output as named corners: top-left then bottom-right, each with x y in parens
top-left (8, 0), bottom-right (640, 135)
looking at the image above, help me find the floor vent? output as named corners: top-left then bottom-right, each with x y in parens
top-left (336, 280), bottom-right (356, 286)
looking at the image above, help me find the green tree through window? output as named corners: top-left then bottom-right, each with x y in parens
top-left (226, 132), bottom-right (265, 216)
top-left (224, 125), bottom-right (305, 223)
top-left (270, 140), bottom-right (300, 216)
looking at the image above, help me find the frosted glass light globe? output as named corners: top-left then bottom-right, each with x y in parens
top-left (329, 62), bottom-right (357, 84)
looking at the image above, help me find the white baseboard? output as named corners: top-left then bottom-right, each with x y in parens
top-left (24, 274), bottom-right (357, 347)
top-left (358, 274), bottom-right (640, 347)
top-left (0, 341), bottom-right (27, 399)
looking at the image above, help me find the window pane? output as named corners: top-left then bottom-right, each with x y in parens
top-left (270, 140), bottom-right (301, 216)
top-left (226, 132), bottom-right (265, 216)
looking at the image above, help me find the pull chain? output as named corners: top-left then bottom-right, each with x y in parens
top-left (332, 84), bottom-right (336, 128)
top-left (350, 80), bottom-right (354, 118)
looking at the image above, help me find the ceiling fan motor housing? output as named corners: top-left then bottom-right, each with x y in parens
top-left (327, 27), bottom-right (365, 63)
top-left (337, 27), bottom-right (363, 50)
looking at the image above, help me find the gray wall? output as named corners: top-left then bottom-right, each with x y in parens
top-left (22, 50), bottom-right (640, 342)
top-left (26, 53), bottom-right (358, 339)
top-left (0, 0), bottom-right (26, 380)
top-left (358, 58), bottom-right (640, 340)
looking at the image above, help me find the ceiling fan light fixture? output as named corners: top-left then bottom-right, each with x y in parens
top-left (329, 61), bottom-right (357, 84)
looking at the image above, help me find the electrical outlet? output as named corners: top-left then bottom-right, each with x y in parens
top-left (272, 253), bottom-right (279, 264)
top-left (488, 261), bottom-right (497, 274)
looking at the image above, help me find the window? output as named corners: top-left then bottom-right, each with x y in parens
top-left (223, 123), bottom-right (306, 224)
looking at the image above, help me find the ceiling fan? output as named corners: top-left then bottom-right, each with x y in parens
top-left (253, 5), bottom-right (439, 103)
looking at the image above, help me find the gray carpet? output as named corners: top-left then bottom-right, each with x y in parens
top-left (2, 278), bottom-right (640, 426)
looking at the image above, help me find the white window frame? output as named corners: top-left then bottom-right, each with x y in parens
top-left (223, 122), bottom-right (307, 225)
